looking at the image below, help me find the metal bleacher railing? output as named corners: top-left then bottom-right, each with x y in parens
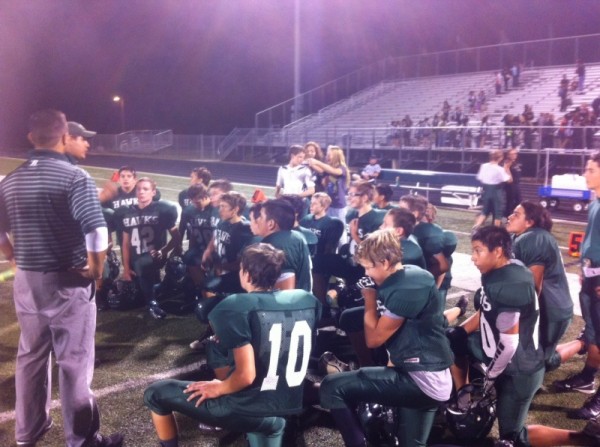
top-left (89, 33), bottom-right (600, 180)
top-left (254, 33), bottom-right (600, 130)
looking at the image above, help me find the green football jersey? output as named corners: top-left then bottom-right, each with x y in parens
top-left (513, 227), bottom-right (573, 321)
top-left (115, 200), bottom-right (177, 258)
top-left (299, 214), bottom-right (344, 256)
top-left (210, 205), bottom-right (221, 230)
top-left (179, 205), bottom-right (213, 253)
top-left (373, 203), bottom-right (396, 211)
top-left (209, 289), bottom-right (321, 416)
top-left (582, 199), bottom-right (600, 266)
top-left (347, 209), bottom-right (385, 255)
top-left (440, 229), bottom-right (458, 290)
top-left (214, 220), bottom-right (253, 269)
top-left (478, 263), bottom-right (545, 375)
top-left (262, 230), bottom-right (312, 292)
top-left (294, 226), bottom-right (318, 257)
top-left (378, 266), bottom-right (453, 372)
top-left (401, 237), bottom-right (426, 269)
top-left (412, 222), bottom-right (445, 272)
top-left (178, 187), bottom-right (191, 208)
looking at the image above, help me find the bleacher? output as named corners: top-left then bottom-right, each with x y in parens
top-left (264, 63), bottom-right (600, 151)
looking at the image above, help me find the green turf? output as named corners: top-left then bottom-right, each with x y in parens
top-left (0, 156), bottom-right (593, 446)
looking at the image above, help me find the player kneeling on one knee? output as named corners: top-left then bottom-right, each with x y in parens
top-left (144, 243), bottom-right (321, 447)
top-left (319, 229), bottom-right (454, 447)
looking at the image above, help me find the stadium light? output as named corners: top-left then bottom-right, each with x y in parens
top-left (113, 95), bottom-right (125, 132)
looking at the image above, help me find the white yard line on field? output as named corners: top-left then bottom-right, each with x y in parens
top-left (0, 360), bottom-right (205, 424)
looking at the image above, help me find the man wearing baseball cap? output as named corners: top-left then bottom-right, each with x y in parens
top-left (65, 121), bottom-right (97, 162)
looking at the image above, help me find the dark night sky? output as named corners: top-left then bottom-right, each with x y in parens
top-left (0, 0), bottom-right (599, 148)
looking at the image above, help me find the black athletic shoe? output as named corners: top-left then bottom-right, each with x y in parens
top-left (456, 295), bottom-right (469, 317)
top-left (583, 415), bottom-right (600, 442)
top-left (318, 351), bottom-right (350, 375)
top-left (494, 441), bottom-right (515, 447)
top-left (569, 391), bottom-right (600, 420)
top-left (149, 303), bottom-right (167, 319)
top-left (553, 372), bottom-right (596, 394)
top-left (89, 432), bottom-right (124, 447)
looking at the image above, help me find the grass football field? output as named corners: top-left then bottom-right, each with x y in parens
top-left (0, 157), bottom-right (592, 446)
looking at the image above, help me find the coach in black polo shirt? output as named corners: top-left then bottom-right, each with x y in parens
top-left (0, 110), bottom-right (123, 447)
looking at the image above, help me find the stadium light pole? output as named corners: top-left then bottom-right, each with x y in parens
top-left (113, 95), bottom-right (125, 133)
top-left (292, 0), bottom-right (302, 122)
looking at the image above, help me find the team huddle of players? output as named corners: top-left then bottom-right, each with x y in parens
top-left (97, 147), bottom-right (600, 447)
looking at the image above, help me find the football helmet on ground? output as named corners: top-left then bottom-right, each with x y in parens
top-left (445, 380), bottom-right (497, 442)
top-left (106, 279), bottom-right (143, 310)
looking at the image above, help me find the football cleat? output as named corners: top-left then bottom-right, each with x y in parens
top-left (318, 351), bottom-right (350, 375)
top-left (568, 390), bottom-right (600, 420)
top-left (88, 432), bottom-right (124, 447)
top-left (457, 295), bottom-right (469, 317)
top-left (148, 302), bottom-right (167, 320)
top-left (553, 372), bottom-right (596, 394)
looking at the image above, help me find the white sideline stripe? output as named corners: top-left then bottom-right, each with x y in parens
top-left (0, 321), bottom-right (19, 338)
top-left (0, 360), bottom-right (206, 424)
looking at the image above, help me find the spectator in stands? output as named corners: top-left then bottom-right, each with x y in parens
top-left (521, 104), bottom-right (535, 149)
top-left (442, 100), bottom-right (451, 120)
top-left (401, 114), bottom-right (412, 146)
top-left (502, 114), bottom-right (518, 148)
top-left (503, 66), bottom-right (511, 92)
top-left (557, 112), bottom-right (575, 149)
top-left (419, 117), bottom-right (432, 147)
top-left (306, 145), bottom-right (350, 221)
top-left (451, 106), bottom-right (464, 125)
top-left (580, 103), bottom-right (597, 149)
top-left (372, 184), bottom-right (395, 210)
top-left (477, 89), bottom-right (487, 112)
top-left (275, 145), bottom-right (315, 199)
top-left (178, 167), bottom-right (211, 208)
top-left (539, 112), bottom-right (556, 148)
top-left (304, 141), bottom-right (325, 192)
top-left (495, 71), bottom-right (503, 95)
top-left (502, 148), bottom-right (522, 219)
top-left (435, 115), bottom-right (448, 147)
top-left (577, 60), bottom-right (586, 94)
top-left (477, 115), bottom-right (491, 148)
top-left (360, 155), bottom-right (381, 181)
top-left (473, 149), bottom-right (511, 228)
top-left (593, 96), bottom-right (600, 117)
top-left (389, 120), bottom-right (401, 147)
top-left (468, 91), bottom-right (476, 114)
top-left (559, 74), bottom-right (571, 112)
top-left (512, 62), bottom-right (520, 87)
